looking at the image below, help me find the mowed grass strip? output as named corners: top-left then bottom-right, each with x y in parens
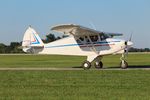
top-left (0, 70), bottom-right (150, 100)
top-left (0, 54), bottom-right (149, 68)
top-left (0, 55), bottom-right (85, 68)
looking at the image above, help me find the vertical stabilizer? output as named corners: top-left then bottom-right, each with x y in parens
top-left (22, 26), bottom-right (44, 53)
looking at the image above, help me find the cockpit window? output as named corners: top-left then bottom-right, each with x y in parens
top-left (76, 34), bottom-right (110, 44)
top-left (76, 35), bottom-right (99, 44)
top-left (100, 34), bottom-right (109, 40)
top-left (90, 35), bottom-right (98, 42)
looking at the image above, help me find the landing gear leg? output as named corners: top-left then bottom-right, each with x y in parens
top-left (94, 57), bottom-right (103, 69)
top-left (120, 54), bottom-right (128, 69)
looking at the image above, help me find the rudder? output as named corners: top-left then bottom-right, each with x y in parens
top-left (22, 26), bottom-right (44, 53)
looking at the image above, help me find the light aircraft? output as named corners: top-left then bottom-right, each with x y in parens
top-left (22, 24), bottom-right (133, 69)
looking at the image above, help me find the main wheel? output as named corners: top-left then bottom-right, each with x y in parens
top-left (94, 61), bottom-right (103, 69)
top-left (120, 60), bottom-right (128, 69)
top-left (82, 61), bottom-right (91, 70)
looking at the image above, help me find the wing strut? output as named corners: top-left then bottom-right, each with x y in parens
top-left (87, 36), bottom-right (99, 55)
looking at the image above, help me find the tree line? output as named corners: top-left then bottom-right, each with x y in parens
top-left (0, 34), bottom-right (150, 53)
top-left (128, 47), bottom-right (150, 52)
top-left (0, 34), bottom-right (61, 53)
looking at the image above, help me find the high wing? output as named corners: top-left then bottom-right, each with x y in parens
top-left (51, 24), bottom-right (123, 37)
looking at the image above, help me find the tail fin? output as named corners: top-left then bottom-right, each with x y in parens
top-left (22, 26), bottom-right (44, 53)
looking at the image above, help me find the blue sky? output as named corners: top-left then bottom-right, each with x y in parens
top-left (0, 0), bottom-right (150, 48)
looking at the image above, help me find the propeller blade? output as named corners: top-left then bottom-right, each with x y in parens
top-left (124, 41), bottom-right (128, 56)
top-left (129, 33), bottom-right (133, 41)
top-left (123, 33), bottom-right (133, 58)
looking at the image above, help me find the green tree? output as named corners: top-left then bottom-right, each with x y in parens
top-left (42, 33), bottom-right (61, 43)
top-left (0, 43), bottom-right (6, 53)
top-left (9, 42), bottom-right (23, 53)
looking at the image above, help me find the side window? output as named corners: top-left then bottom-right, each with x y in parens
top-left (85, 36), bottom-right (90, 42)
top-left (77, 35), bottom-right (99, 43)
top-left (90, 35), bottom-right (98, 42)
top-left (79, 37), bottom-right (84, 41)
top-left (76, 37), bottom-right (84, 43)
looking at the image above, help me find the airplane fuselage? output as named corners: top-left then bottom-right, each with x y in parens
top-left (38, 36), bottom-right (126, 56)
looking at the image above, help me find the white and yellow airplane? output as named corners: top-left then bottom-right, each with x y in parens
top-left (22, 24), bottom-right (133, 69)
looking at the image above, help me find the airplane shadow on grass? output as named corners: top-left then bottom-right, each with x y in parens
top-left (108, 65), bottom-right (150, 69)
top-left (72, 66), bottom-right (83, 68)
top-left (72, 65), bottom-right (150, 69)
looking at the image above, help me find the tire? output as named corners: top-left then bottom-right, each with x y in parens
top-left (82, 61), bottom-right (91, 70)
top-left (94, 61), bottom-right (103, 69)
top-left (120, 60), bottom-right (128, 69)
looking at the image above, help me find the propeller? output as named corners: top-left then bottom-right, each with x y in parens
top-left (124, 33), bottom-right (133, 56)
top-left (124, 41), bottom-right (128, 56)
top-left (129, 33), bottom-right (132, 41)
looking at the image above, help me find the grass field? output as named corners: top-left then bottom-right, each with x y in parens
top-left (0, 53), bottom-right (149, 68)
top-left (0, 54), bottom-right (150, 100)
top-left (0, 70), bottom-right (150, 100)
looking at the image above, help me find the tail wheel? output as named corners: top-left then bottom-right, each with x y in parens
top-left (120, 60), bottom-right (128, 69)
top-left (82, 61), bottom-right (91, 70)
top-left (94, 61), bottom-right (103, 69)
